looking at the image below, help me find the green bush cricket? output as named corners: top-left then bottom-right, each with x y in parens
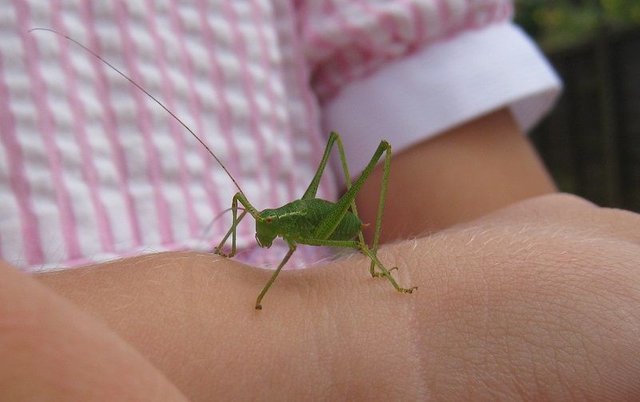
top-left (31, 28), bottom-right (417, 310)
top-left (215, 132), bottom-right (417, 309)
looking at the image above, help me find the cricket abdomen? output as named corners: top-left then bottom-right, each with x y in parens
top-left (259, 198), bottom-right (363, 243)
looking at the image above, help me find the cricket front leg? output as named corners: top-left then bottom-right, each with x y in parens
top-left (255, 242), bottom-right (297, 310)
top-left (214, 193), bottom-right (247, 257)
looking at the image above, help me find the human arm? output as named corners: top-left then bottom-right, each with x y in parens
top-left (27, 194), bottom-right (640, 401)
top-left (356, 107), bottom-right (557, 241)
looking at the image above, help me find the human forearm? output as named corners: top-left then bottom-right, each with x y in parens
top-left (356, 108), bottom-right (556, 241)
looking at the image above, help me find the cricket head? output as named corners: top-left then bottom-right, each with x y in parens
top-left (255, 210), bottom-right (278, 248)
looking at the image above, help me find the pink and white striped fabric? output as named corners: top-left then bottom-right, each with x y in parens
top-left (0, 0), bottom-right (560, 272)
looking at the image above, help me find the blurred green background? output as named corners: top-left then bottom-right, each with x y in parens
top-left (514, 0), bottom-right (640, 211)
top-left (516, 0), bottom-right (640, 51)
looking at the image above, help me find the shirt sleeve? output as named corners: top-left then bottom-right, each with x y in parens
top-left (295, 1), bottom-right (561, 174)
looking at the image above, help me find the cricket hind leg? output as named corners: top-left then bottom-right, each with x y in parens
top-left (310, 139), bottom-right (416, 293)
top-left (301, 132), bottom-right (350, 200)
top-left (329, 138), bottom-right (401, 278)
top-left (345, 141), bottom-right (415, 290)
top-left (364, 140), bottom-right (391, 278)
top-left (300, 238), bottom-right (416, 294)
top-left (360, 244), bottom-right (417, 294)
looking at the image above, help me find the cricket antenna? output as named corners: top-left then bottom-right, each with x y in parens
top-left (29, 27), bottom-right (245, 195)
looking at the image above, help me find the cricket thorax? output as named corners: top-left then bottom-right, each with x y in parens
top-left (255, 198), bottom-right (363, 247)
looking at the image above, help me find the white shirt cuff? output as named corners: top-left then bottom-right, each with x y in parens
top-left (321, 22), bottom-right (562, 175)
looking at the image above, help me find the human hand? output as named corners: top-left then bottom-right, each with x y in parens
top-left (35, 194), bottom-right (640, 400)
top-left (398, 193), bottom-right (640, 400)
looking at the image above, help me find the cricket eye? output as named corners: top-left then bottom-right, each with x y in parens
top-left (265, 217), bottom-right (273, 223)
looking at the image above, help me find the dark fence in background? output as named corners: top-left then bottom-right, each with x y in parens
top-left (530, 27), bottom-right (640, 212)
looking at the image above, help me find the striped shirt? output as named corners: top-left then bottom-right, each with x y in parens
top-left (0, 0), bottom-right (560, 272)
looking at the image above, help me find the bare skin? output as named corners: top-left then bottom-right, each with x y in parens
top-left (0, 259), bottom-right (188, 401)
top-left (1, 193), bottom-right (637, 401)
top-left (357, 108), bottom-right (556, 240)
top-left (4, 111), bottom-right (637, 400)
